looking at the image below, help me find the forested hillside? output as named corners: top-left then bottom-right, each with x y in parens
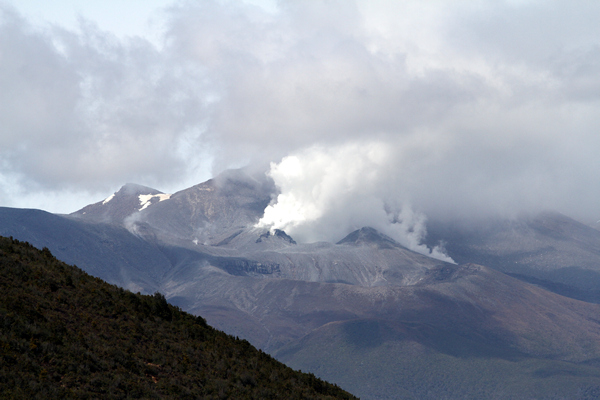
top-left (0, 236), bottom-right (357, 399)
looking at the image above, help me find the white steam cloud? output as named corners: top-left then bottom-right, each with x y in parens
top-left (257, 143), bottom-right (454, 262)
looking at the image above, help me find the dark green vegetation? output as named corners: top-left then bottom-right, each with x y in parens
top-left (0, 236), bottom-right (357, 399)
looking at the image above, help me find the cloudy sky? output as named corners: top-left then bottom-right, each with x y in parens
top-left (2, 0), bottom-right (600, 244)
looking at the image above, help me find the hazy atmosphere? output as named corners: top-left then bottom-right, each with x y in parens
top-left (2, 0), bottom-right (600, 244)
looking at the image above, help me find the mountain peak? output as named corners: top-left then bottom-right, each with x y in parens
top-left (336, 227), bottom-right (400, 249)
top-left (118, 183), bottom-right (162, 196)
top-left (71, 183), bottom-right (169, 223)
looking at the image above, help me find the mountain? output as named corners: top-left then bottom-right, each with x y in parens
top-left (0, 207), bottom-right (170, 293)
top-left (72, 169), bottom-right (275, 247)
top-left (0, 236), bottom-right (357, 399)
top-left (72, 183), bottom-right (168, 224)
top-left (167, 254), bottom-right (600, 398)
top-left (425, 211), bottom-right (600, 303)
top-left (277, 263), bottom-right (600, 399)
top-left (5, 170), bottom-right (600, 398)
top-left (337, 226), bottom-right (401, 248)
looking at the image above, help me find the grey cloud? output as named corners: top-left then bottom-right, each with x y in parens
top-left (164, 3), bottom-right (474, 171)
top-left (2, 0), bottom-right (600, 230)
top-left (446, 1), bottom-right (600, 64)
top-left (0, 5), bottom-right (210, 204)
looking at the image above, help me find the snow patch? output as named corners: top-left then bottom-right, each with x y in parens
top-left (102, 193), bottom-right (116, 205)
top-left (138, 193), bottom-right (171, 211)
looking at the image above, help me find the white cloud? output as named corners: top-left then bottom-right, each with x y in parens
top-left (256, 142), bottom-right (454, 261)
top-left (257, 142), bottom-right (391, 239)
top-left (1, 0), bottom-right (600, 228)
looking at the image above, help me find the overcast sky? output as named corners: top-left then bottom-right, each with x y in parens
top-left (2, 1), bottom-right (600, 240)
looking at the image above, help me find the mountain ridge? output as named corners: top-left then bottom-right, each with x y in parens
top-left (425, 211), bottom-right (600, 303)
top-left (5, 169), bottom-right (600, 398)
